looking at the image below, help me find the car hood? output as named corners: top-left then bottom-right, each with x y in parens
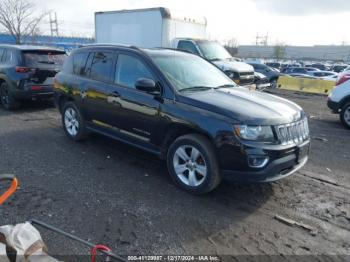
top-left (254, 71), bottom-right (267, 79)
top-left (213, 60), bottom-right (254, 73)
top-left (179, 87), bottom-right (304, 125)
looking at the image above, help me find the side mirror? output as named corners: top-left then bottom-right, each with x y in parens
top-left (135, 78), bottom-right (159, 93)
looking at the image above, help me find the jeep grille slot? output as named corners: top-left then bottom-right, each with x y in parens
top-left (275, 118), bottom-right (309, 145)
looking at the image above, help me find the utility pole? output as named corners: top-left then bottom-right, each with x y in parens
top-left (255, 33), bottom-right (268, 46)
top-left (49, 12), bottom-right (59, 37)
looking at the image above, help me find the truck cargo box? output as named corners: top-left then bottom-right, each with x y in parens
top-left (95, 7), bottom-right (207, 48)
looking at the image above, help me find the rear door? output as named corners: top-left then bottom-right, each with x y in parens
top-left (21, 50), bottom-right (67, 86)
top-left (82, 50), bottom-right (117, 125)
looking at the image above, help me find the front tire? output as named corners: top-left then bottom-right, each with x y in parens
top-left (0, 83), bottom-right (20, 110)
top-left (340, 103), bottom-right (350, 129)
top-left (62, 102), bottom-right (88, 141)
top-left (167, 134), bottom-right (221, 194)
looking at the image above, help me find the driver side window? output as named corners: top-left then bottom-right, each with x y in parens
top-left (114, 54), bottom-right (154, 89)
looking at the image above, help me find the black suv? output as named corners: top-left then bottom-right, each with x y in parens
top-left (54, 45), bottom-right (310, 194)
top-left (0, 45), bottom-right (67, 110)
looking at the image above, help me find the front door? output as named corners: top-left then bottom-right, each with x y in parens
top-left (105, 53), bottom-right (162, 146)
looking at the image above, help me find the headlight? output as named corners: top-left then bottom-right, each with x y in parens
top-left (225, 70), bottom-right (239, 80)
top-left (234, 125), bottom-right (275, 142)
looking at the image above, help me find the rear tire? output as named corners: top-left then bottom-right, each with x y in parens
top-left (61, 102), bottom-right (88, 141)
top-left (0, 83), bottom-right (20, 110)
top-left (340, 103), bottom-right (350, 129)
top-left (167, 134), bottom-right (221, 194)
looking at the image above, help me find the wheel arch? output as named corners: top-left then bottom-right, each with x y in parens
top-left (160, 123), bottom-right (215, 159)
top-left (339, 95), bottom-right (350, 110)
top-left (0, 77), bottom-right (7, 86)
top-left (57, 94), bottom-right (75, 114)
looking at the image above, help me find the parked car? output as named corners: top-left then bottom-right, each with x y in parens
top-left (281, 67), bottom-right (309, 75)
top-left (308, 70), bottom-right (338, 78)
top-left (331, 64), bottom-right (348, 73)
top-left (248, 63), bottom-right (282, 88)
top-left (54, 45), bottom-right (310, 194)
top-left (321, 75), bottom-right (338, 81)
top-left (304, 67), bottom-right (320, 72)
top-left (327, 70), bottom-right (350, 129)
top-left (266, 62), bottom-right (281, 70)
top-left (0, 45), bottom-right (67, 110)
top-left (178, 40), bottom-right (255, 86)
top-left (341, 65), bottom-right (350, 72)
top-left (254, 72), bottom-right (271, 90)
top-left (311, 63), bottom-right (327, 71)
top-left (288, 73), bottom-right (317, 79)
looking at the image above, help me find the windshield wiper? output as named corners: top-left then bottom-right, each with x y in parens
top-left (209, 58), bottom-right (222, 62)
top-left (179, 86), bottom-right (212, 92)
top-left (214, 84), bottom-right (236, 89)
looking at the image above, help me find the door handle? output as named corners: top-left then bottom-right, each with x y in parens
top-left (110, 91), bottom-right (120, 97)
top-left (107, 91), bottom-right (121, 104)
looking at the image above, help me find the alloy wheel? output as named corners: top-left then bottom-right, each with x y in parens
top-left (64, 107), bottom-right (79, 136)
top-left (344, 106), bottom-right (350, 126)
top-left (0, 86), bottom-right (9, 106)
top-left (173, 145), bottom-right (207, 187)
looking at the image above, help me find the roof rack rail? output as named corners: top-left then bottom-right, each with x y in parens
top-left (156, 47), bottom-right (193, 54)
top-left (81, 43), bottom-right (142, 51)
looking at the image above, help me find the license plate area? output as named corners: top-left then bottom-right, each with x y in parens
top-left (297, 143), bottom-right (310, 163)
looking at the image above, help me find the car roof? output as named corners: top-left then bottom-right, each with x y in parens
top-left (311, 70), bottom-right (336, 74)
top-left (249, 62), bottom-right (266, 66)
top-left (75, 44), bottom-right (195, 57)
top-left (0, 44), bottom-right (65, 52)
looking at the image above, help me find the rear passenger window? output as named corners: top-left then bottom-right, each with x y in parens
top-left (4, 50), bottom-right (15, 64)
top-left (114, 54), bottom-right (154, 88)
top-left (89, 52), bottom-right (113, 82)
top-left (73, 52), bottom-right (89, 75)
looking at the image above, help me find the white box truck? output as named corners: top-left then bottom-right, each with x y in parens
top-left (95, 7), bottom-right (255, 86)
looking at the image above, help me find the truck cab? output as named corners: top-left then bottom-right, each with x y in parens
top-left (173, 39), bottom-right (255, 87)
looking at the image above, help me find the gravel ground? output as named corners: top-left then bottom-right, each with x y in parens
top-left (0, 90), bottom-right (349, 261)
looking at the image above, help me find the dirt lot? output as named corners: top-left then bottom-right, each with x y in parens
top-left (0, 89), bottom-right (349, 260)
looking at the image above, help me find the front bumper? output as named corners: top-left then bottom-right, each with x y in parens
top-left (327, 98), bottom-right (340, 113)
top-left (219, 141), bottom-right (310, 183)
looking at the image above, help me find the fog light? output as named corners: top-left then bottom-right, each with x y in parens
top-left (248, 155), bottom-right (269, 168)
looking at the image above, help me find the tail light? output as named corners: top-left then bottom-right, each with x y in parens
top-left (31, 86), bottom-right (42, 91)
top-left (336, 73), bottom-right (350, 86)
top-left (15, 67), bottom-right (35, 73)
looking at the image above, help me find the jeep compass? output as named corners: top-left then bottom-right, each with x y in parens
top-left (54, 45), bottom-right (310, 194)
top-left (0, 45), bottom-right (67, 110)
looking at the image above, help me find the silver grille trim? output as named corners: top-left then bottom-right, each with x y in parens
top-left (275, 118), bottom-right (309, 145)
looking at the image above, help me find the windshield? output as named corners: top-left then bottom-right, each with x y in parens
top-left (196, 41), bottom-right (232, 61)
top-left (150, 53), bottom-right (235, 92)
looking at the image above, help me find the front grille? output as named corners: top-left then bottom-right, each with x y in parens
top-left (240, 78), bottom-right (255, 85)
top-left (275, 118), bottom-right (309, 145)
top-left (240, 71), bottom-right (254, 76)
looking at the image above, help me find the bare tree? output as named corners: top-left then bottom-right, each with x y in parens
top-left (273, 43), bottom-right (287, 60)
top-left (224, 37), bottom-right (239, 56)
top-left (0, 0), bottom-right (47, 44)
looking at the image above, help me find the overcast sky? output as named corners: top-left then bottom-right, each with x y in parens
top-left (35, 0), bottom-right (350, 46)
